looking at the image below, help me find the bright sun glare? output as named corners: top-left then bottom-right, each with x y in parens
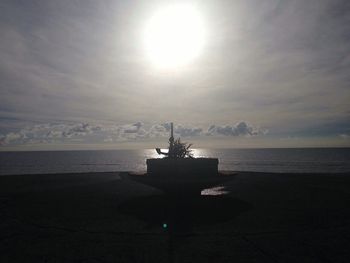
top-left (144, 4), bottom-right (206, 69)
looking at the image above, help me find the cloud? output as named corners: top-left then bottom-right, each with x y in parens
top-left (0, 0), bottom-right (349, 144)
top-left (63, 123), bottom-right (94, 138)
top-left (153, 123), bottom-right (203, 137)
top-left (340, 134), bottom-right (350, 139)
top-left (206, 121), bottom-right (267, 137)
top-left (122, 122), bottom-right (143, 133)
top-left (148, 124), bottom-right (169, 138)
top-left (0, 122), bottom-right (102, 145)
top-left (0, 122), bottom-right (151, 146)
top-left (3, 132), bottom-right (23, 144)
top-left (147, 123), bottom-right (203, 138)
top-left (0, 121), bottom-right (266, 147)
top-left (174, 125), bottom-right (203, 137)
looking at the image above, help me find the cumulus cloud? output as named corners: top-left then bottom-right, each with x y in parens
top-left (63, 123), bottom-right (95, 138)
top-left (174, 125), bottom-right (203, 137)
top-left (121, 122), bottom-right (143, 134)
top-left (206, 121), bottom-right (267, 137)
top-left (148, 124), bottom-right (169, 138)
top-left (147, 123), bottom-right (203, 138)
top-left (0, 121), bottom-right (266, 146)
top-left (0, 121), bottom-right (150, 146)
top-left (340, 134), bottom-right (350, 139)
top-left (3, 132), bottom-right (23, 144)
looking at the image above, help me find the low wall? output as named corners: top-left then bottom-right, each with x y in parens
top-left (146, 158), bottom-right (218, 177)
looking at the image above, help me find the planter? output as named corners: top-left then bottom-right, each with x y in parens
top-left (127, 158), bottom-right (233, 195)
top-left (147, 158), bottom-right (218, 178)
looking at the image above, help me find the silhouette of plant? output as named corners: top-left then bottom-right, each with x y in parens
top-left (155, 122), bottom-right (194, 158)
top-left (170, 138), bottom-right (193, 158)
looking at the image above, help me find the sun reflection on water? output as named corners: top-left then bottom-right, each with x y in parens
top-left (146, 148), bottom-right (213, 159)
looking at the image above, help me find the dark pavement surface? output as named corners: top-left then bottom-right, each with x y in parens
top-left (1, 171), bottom-right (350, 262)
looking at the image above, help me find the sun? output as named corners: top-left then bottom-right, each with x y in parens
top-left (143, 4), bottom-right (206, 69)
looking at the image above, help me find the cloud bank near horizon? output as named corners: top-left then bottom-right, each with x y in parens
top-left (0, 121), bottom-right (266, 147)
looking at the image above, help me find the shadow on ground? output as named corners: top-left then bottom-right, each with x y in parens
top-left (118, 193), bottom-right (253, 233)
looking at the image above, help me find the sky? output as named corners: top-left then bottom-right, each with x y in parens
top-left (0, 0), bottom-right (349, 150)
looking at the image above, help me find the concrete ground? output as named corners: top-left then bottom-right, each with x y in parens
top-left (0, 171), bottom-right (350, 262)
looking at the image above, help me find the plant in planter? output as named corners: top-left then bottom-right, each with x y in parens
top-left (156, 138), bottom-right (194, 158)
top-left (155, 123), bottom-right (193, 158)
top-left (145, 122), bottom-right (220, 192)
top-left (170, 138), bottom-right (193, 158)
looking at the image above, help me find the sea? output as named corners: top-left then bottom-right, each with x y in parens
top-left (0, 148), bottom-right (350, 176)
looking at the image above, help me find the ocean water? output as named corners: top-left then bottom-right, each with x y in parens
top-left (0, 148), bottom-right (350, 176)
